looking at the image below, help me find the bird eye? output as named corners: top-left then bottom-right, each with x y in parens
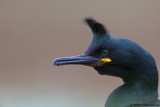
top-left (101, 50), bottom-right (109, 57)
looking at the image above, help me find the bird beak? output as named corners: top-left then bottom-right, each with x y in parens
top-left (53, 54), bottom-right (111, 67)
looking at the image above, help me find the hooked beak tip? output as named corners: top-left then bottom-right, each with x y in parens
top-left (53, 58), bottom-right (60, 66)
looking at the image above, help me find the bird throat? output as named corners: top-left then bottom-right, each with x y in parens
top-left (105, 75), bottom-right (159, 107)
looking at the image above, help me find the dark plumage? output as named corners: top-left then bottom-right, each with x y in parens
top-left (53, 18), bottom-right (159, 107)
top-left (85, 18), bottom-right (107, 35)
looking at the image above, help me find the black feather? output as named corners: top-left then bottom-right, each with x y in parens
top-left (84, 18), bottom-right (107, 35)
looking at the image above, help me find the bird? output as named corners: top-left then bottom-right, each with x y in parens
top-left (53, 18), bottom-right (160, 107)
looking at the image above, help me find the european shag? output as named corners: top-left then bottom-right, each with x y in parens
top-left (53, 18), bottom-right (159, 107)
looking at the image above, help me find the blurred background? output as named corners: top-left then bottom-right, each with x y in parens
top-left (0, 0), bottom-right (160, 107)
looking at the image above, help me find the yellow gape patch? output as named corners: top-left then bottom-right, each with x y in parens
top-left (100, 58), bottom-right (112, 63)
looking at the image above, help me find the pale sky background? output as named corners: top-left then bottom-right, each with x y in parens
top-left (0, 0), bottom-right (160, 107)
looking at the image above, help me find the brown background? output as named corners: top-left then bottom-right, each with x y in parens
top-left (0, 0), bottom-right (160, 107)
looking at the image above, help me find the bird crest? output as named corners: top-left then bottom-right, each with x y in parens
top-left (84, 18), bottom-right (109, 36)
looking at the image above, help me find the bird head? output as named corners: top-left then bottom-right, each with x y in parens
top-left (53, 18), bottom-right (158, 88)
top-left (54, 18), bottom-right (113, 70)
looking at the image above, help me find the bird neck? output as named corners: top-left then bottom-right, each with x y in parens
top-left (123, 76), bottom-right (158, 94)
top-left (122, 69), bottom-right (158, 92)
top-left (122, 74), bottom-right (159, 100)
top-left (105, 75), bottom-right (159, 107)
top-left (105, 79), bottom-right (158, 107)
